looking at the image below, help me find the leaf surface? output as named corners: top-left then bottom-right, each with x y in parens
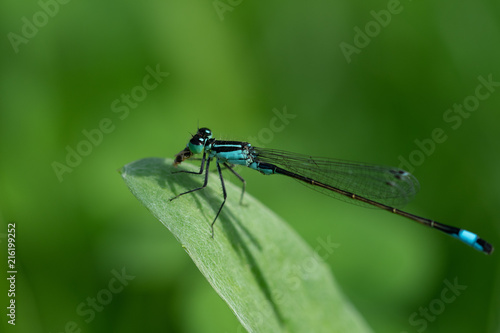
top-left (120, 157), bottom-right (372, 333)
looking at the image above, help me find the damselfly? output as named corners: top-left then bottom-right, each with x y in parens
top-left (171, 128), bottom-right (493, 254)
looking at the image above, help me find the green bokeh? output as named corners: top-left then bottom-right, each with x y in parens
top-left (1, 1), bottom-right (499, 332)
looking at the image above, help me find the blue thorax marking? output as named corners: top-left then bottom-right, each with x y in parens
top-left (206, 141), bottom-right (277, 174)
top-left (207, 141), bottom-right (253, 166)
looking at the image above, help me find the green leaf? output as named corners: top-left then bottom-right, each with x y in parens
top-left (120, 157), bottom-right (372, 333)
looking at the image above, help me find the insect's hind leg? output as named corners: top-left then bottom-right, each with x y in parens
top-left (211, 160), bottom-right (227, 238)
top-left (223, 162), bottom-right (246, 205)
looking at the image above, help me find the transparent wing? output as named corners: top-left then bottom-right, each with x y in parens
top-left (253, 147), bottom-right (420, 209)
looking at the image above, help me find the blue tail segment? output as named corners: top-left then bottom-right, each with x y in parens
top-left (453, 229), bottom-right (493, 254)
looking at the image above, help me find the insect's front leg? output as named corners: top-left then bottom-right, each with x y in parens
top-left (170, 153), bottom-right (211, 200)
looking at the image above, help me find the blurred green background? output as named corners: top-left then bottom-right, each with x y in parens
top-left (1, 0), bottom-right (499, 332)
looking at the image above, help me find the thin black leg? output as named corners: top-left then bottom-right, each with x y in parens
top-left (173, 152), bottom-right (206, 175)
top-left (223, 162), bottom-right (246, 205)
top-left (211, 160), bottom-right (227, 238)
top-left (170, 156), bottom-right (211, 201)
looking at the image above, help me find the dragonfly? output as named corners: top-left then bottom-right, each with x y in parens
top-left (171, 127), bottom-right (493, 254)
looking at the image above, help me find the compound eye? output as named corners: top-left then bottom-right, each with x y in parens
top-left (189, 136), bottom-right (204, 146)
top-left (198, 128), bottom-right (212, 139)
top-left (188, 136), bottom-right (205, 154)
